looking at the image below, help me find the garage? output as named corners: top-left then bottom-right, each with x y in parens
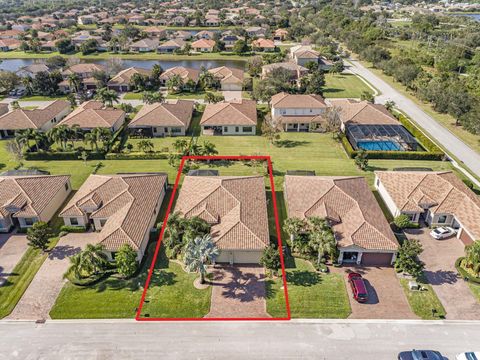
top-left (458, 228), bottom-right (474, 246)
top-left (361, 252), bottom-right (394, 266)
top-left (216, 250), bottom-right (262, 264)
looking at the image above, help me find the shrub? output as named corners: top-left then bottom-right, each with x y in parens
top-left (394, 214), bottom-right (412, 229)
top-left (25, 151), bottom-right (105, 161)
top-left (260, 245), bottom-right (281, 273)
top-left (60, 225), bottom-right (87, 233)
top-left (115, 244), bottom-right (139, 279)
top-left (455, 257), bottom-right (480, 285)
top-left (105, 152), bottom-right (171, 160)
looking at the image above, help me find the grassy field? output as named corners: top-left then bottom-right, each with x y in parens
top-left (324, 73), bottom-right (376, 98)
top-left (267, 258), bottom-right (351, 318)
top-left (20, 95), bottom-right (67, 102)
top-left (399, 277), bottom-right (447, 319)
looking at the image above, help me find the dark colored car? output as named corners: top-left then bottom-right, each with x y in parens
top-left (398, 350), bottom-right (444, 360)
top-left (348, 272), bottom-right (368, 303)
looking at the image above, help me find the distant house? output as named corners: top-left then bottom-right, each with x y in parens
top-left (0, 29), bottom-right (23, 39)
top-left (270, 92), bottom-right (328, 132)
top-left (59, 63), bottom-right (106, 93)
top-left (56, 101), bottom-right (125, 132)
top-left (143, 26), bottom-right (167, 39)
top-left (251, 38), bottom-right (275, 52)
top-left (77, 15), bottom-right (96, 25)
top-left (129, 38), bottom-right (159, 52)
top-left (191, 38), bottom-right (216, 52)
top-left (245, 26), bottom-right (266, 37)
top-left (159, 66), bottom-right (200, 87)
top-left (107, 67), bottom-right (151, 92)
top-left (0, 174), bottom-right (72, 232)
top-left (0, 100), bottom-right (71, 138)
top-left (200, 99), bottom-right (257, 135)
top-left (221, 34), bottom-right (242, 50)
top-left (157, 38), bottom-right (185, 53)
top-left (273, 28), bottom-right (288, 41)
top-left (171, 30), bottom-right (192, 41)
top-left (261, 62), bottom-right (308, 83)
top-left (59, 173), bottom-right (168, 261)
top-left (0, 39), bottom-right (21, 51)
top-left (204, 15), bottom-right (220, 27)
top-left (290, 45), bottom-right (333, 69)
top-left (284, 175), bottom-right (399, 266)
top-left (16, 63), bottom-right (50, 78)
top-left (129, 99), bottom-right (194, 137)
top-left (208, 66), bottom-right (244, 91)
top-left (195, 30), bottom-right (215, 40)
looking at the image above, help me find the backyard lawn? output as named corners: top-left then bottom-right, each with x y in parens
top-left (267, 258), bottom-right (351, 318)
top-left (399, 277), bottom-right (446, 320)
top-left (323, 73), bottom-right (375, 98)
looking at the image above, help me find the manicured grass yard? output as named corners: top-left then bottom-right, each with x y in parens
top-left (399, 277), bottom-right (446, 320)
top-left (20, 95), bottom-right (67, 102)
top-left (267, 258), bottom-right (351, 318)
top-left (123, 92), bottom-right (144, 100)
top-left (324, 73), bottom-right (375, 98)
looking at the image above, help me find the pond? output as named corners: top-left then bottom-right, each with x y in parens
top-left (450, 13), bottom-right (480, 21)
top-left (0, 58), bottom-right (246, 73)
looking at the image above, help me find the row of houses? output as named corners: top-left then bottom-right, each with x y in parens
top-left (2, 169), bottom-right (478, 265)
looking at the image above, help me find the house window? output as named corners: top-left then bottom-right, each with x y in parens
top-left (65, 183), bottom-right (69, 191)
top-left (223, 126), bottom-right (228, 133)
top-left (164, 127), bottom-right (168, 132)
top-left (282, 110), bottom-right (286, 115)
top-left (235, 127), bottom-right (239, 133)
top-left (153, 127), bottom-right (157, 133)
top-left (171, 127), bottom-right (182, 133)
top-left (24, 218), bottom-right (34, 226)
top-left (243, 127), bottom-right (252, 132)
top-left (437, 215), bottom-right (448, 224)
top-left (70, 218), bottom-right (79, 226)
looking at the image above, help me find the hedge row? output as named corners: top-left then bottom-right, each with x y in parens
top-left (396, 113), bottom-right (444, 154)
top-left (105, 152), bottom-right (171, 160)
top-left (60, 225), bottom-right (87, 233)
top-left (25, 151), bottom-right (105, 161)
top-left (455, 257), bottom-right (480, 285)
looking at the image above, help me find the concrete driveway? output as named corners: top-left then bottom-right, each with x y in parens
top-left (0, 233), bottom-right (29, 286)
top-left (405, 227), bottom-right (480, 320)
top-left (205, 265), bottom-right (270, 318)
top-left (7, 233), bottom-right (98, 320)
top-left (334, 266), bottom-right (416, 319)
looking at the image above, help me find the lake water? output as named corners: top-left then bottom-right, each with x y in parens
top-left (451, 13), bottom-right (480, 21)
top-left (0, 58), bottom-right (246, 73)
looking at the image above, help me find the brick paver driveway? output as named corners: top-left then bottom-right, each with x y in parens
top-left (7, 233), bottom-right (98, 320)
top-left (205, 265), bottom-right (270, 318)
top-left (334, 266), bottom-right (417, 319)
top-left (405, 227), bottom-right (480, 320)
top-left (0, 233), bottom-right (29, 286)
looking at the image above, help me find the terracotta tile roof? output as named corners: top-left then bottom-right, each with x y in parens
top-left (0, 100), bottom-right (70, 130)
top-left (208, 66), bottom-right (244, 85)
top-left (270, 92), bottom-right (327, 108)
top-left (175, 176), bottom-right (269, 250)
top-left (160, 66), bottom-right (200, 83)
top-left (130, 38), bottom-right (160, 49)
top-left (57, 101), bottom-right (124, 129)
top-left (60, 174), bottom-right (167, 251)
top-left (107, 67), bottom-right (150, 86)
top-left (376, 171), bottom-right (480, 240)
top-left (262, 62), bottom-right (307, 72)
top-left (275, 114), bottom-right (325, 125)
top-left (201, 99), bottom-right (257, 126)
top-left (129, 99), bottom-right (194, 128)
top-left (328, 99), bottom-right (398, 126)
top-left (284, 175), bottom-right (398, 251)
top-left (252, 38), bottom-right (275, 49)
top-left (158, 38), bottom-right (185, 48)
top-left (62, 63), bottom-right (106, 76)
top-left (191, 38), bottom-right (215, 49)
top-left (0, 175), bottom-right (70, 220)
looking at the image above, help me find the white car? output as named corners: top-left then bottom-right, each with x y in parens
top-left (456, 352), bottom-right (480, 360)
top-left (430, 226), bottom-right (456, 240)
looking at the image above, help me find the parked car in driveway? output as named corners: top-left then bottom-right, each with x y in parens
top-left (398, 350), bottom-right (444, 360)
top-left (430, 226), bottom-right (456, 240)
top-left (457, 352), bottom-right (480, 360)
top-left (348, 272), bottom-right (368, 303)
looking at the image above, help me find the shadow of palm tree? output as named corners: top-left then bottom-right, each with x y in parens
top-left (48, 245), bottom-right (81, 260)
top-left (264, 279), bottom-right (278, 299)
top-left (286, 270), bottom-right (321, 287)
top-left (275, 140), bottom-right (310, 148)
top-left (215, 266), bottom-right (268, 302)
top-left (423, 270), bottom-right (459, 286)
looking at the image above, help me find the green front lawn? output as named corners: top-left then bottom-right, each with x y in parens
top-left (20, 95), bottom-right (67, 102)
top-left (267, 258), bottom-right (351, 318)
top-left (324, 73), bottom-right (376, 98)
top-left (123, 92), bottom-right (144, 100)
top-left (399, 277), bottom-right (446, 320)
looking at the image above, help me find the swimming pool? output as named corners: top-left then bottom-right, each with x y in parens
top-left (357, 141), bottom-right (402, 151)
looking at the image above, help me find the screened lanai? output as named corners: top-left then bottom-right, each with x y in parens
top-left (346, 124), bottom-right (419, 151)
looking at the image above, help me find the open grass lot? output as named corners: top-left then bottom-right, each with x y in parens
top-left (399, 277), bottom-right (446, 320)
top-left (324, 73), bottom-right (375, 98)
top-left (267, 258), bottom-right (351, 318)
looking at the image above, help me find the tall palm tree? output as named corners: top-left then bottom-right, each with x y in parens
top-left (22, 76), bottom-right (34, 96)
top-left (68, 73), bottom-right (82, 93)
top-left (142, 91), bottom-right (164, 104)
top-left (64, 253), bottom-right (83, 279)
top-left (48, 125), bottom-right (69, 151)
top-left (283, 217), bottom-right (305, 243)
top-left (80, 243), bottom-right (109, 276)
top-left (184, 234), bottom-right (219, 284)
top-left (83, 131), bottom-right (97, 151)
top-left (14, 130), bottom-right (30, 152)
top-left (465, 241), bottom-right (480, 276)
top-left (69, 124), bottom-right (82, 147)
top-left (166, 74), bottom-right (184, 94)
top-left (95, 87), bottom-right (119, 107)
top-left (183, 216), bottom-right (211, 241)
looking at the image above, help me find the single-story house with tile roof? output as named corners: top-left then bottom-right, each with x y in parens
top-left (208, 66), bottom-right (244, 91)
top-left (0, 100), bottom-right (71, 138)
top-left (0, 38), bottom-right (21, 51)
top-left (191, 38), bottom-right (216, 52)
top-left (143, 26), bottom-right (167, 38)
top-left (128, 99), bottom-right (194, 137)
top-left (56, 101), bottom-right (125, 132)
top-left (16, 63), bottom-right (50, 78)
top-left (59, 63), bottom-right (106, 93)
top-left (159, 66), bottom-right (200, 87)
top-left (284, 175), bottom-right (399, 266)
top-left (157, 38), bottom-right (185, 53)
top-left (273, 28), bottom-right (288, 41)
top-left (59, 173), bottom-right (168, 261)
top-left (129, 38), bottom-right (160, 52)
top-left (375, 171), bottom-right (480, 246)
top-left (107, 67), bottom-right (151, 92)
top-left (0, 174), bottom-right (71, 232)
top-left (200, 99), bottom-right (257, 135)
top-left (270, 92), bottom-right (328, 132)
top-left (195, 30), bottom-right (215, 40)
top-left (261, 62), bottom-right (308, 83)
top-left (251, 38), bottom-right (276, 52)
top-left (174, 175), bottom-right (269, 264)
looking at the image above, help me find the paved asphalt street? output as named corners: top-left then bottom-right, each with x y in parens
top-left (0, 319), bottom-right (479, 359)
top-left (346, 59), bottom-right (480, 179)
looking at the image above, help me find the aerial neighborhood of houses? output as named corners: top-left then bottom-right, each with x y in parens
top-left (1, 1), bottom-right (480, 330)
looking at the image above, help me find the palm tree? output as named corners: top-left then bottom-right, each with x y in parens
top-left (48, 125), bottom-right (69, 151)
top-left (166, 74), bottom-right (184, 94)
top-left (14, 130), bottom-right (30, 152)
top-left (184, 234), bottom-right (219, 284)
top-left (199, 70), bottom-right (218, 90)
top-left (69, 124), bottom-right (82, 147)
top-left (204, 91), bottom-right (218, 104)
top-left (183, 216), bottom-right (211, 241)
top-left (465, 241), bottom-right (480, 276)
top-left (80, 243), bottom-right (109, 276)
top-left (137, 139), bottom-right (154, 153)
top-left (68, 73), bottom-right (82, 93)
top-left (64, 253), bottom-right (83, 279)
top-left (95, 87), bottom-right (119, 107)
top-left (142, 91), bottom-right (164, 104)
top-left (22, 76), bottom-right (34, 96)
top-left (172, 139), bottom-right (189, 154)
top-left (83, 131), bottom-right (97, 151)
top-left (283, 217), bottom-right (304, 243)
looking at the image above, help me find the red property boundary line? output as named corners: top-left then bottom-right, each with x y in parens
top-left (135, 155), bottom-right (291, 321)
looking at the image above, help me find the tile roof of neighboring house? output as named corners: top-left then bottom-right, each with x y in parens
top-left (208, 66), bottom-right (244, 85)
top-left (62, 63), bottom-right (106, 76)
top-left (107, 67), bottom-right (151, 86)
top-left (175, 176), bottom-right (269, 250)
top-left (158, 38), bottom-right (185, 48)
top-left (376, 171), bottom-right (480, 240)
top-left (196, 30), bottom-right (215, 38)
top-left (201, 99), bottom-right (257, 126)
top-left (17, 63), bottom-right (50, 75)
top-left (59, 174), bottom-right (167, 252)
top-left (129, 37), bottom-right (160, 49)
top-left (290, 45), bottom-right (319, 59)
top-left (144, 26), bottom-right (166, 35)
top-left (0, 39), bottom-right (21, 49)
top-left (160, 66), bottom-right (200, 83)
top-left (274, 28), bottom-right (288, 36)
top-left (191, 38), bottom-right (215, 49)
top-left (129, 99), bottom-right (194, 128)
top-left (0, 100), bottom-right (70, 131)
top-left (275, 114), bottom-right (325, 125)
top-left (252, 38), bottom-right (275, 49)
top-left (284, 175), bottom-right (398, 251)
top-left (0, 103), bottom-right (8, 117)
top-left (0, 175), bottom-right (70, 219)
top-left (270, 92), bottom-right (327, 109)
top-left (262, 61), bottom-right (308, 72)
top-left (328, 99), bottom-right (399, 126)
top-left (56, 101), bottom-right (124, 129)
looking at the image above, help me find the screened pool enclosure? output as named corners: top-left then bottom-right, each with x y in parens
top-left (346, 124), bottom-right (419, 152)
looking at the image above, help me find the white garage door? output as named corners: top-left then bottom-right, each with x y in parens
top-left (222, 84), bottom-right (242, 91)
top-left (216, 250), bottom-right (262, 264)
